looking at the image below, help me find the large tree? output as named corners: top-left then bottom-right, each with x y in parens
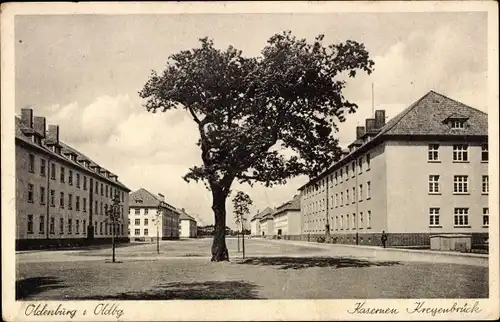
top-left (139, 31), bottom-right (374, 261)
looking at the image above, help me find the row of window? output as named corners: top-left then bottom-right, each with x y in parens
top-left (132, 228), bottom-right (149, 236)
top-left (26, 184), bottom-right (125, 216)
top-left (28, 153), bottom-right (125, 201)
top-left (304, 181), bottom-right (372, 214)
top-left (305, 211), bottom-right (372, 233)
top-left (429, 207), bottom-right (489, 227)
top-left (26, 214), bottom-right (124, 235)
top-left (428, 175), bottom-right (488, 194)
top-left (428, 144), bottom-right (488, 162)
top-left (304, 154), bottom-right (372, 197)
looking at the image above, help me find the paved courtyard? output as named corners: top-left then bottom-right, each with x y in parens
top-left (16, 238), bottom-right (489, 300)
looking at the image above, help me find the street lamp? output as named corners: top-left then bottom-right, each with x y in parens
top-left (155, 205), bottom-right (161, 254)
top-left (106, 194), bottom-right (121, 263)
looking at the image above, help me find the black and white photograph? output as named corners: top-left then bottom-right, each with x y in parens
top-left (1, 1), bottom-right (498, 321)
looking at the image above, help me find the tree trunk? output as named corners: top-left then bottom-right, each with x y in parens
top-left (211, 186), bottom-right (230, 262)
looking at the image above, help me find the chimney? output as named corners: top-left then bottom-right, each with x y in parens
top-left (157, 193), bottom-right (165, 201)
top-left (356, 126), bottom-right (365, 139)
top-left (47, 125), bottom-right (59, 144)
top-left (21, 108), bottom-right (33, 128)
top-left (33, 116), bottom-right (46, 138)
top-left (375, 110), bottom-right (386, 129)
top-left (365, 118), bottom-right (376, 132)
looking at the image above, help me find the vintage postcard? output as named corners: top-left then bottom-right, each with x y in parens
top-left (1, 1), bottom-right (499, 321)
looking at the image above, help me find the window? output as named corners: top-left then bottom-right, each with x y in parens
top-left (60, 166), bottom-right (65, 182)
top-left (145, 209), bottom-right (149, 215)
top-left (453, 176), bottom-right (469, 194)
top-left (68, 218), bottom-right (72, 234)
top-left (105, 223), bottom-right (108, 235)
top-left (345, 166), bottom-right (349, 180)
top-left (83, 197), bottom-right (87, 212)
top-left (346, 214), bottom-right (350, 229)
top-left (94, 221), bottom-right (98, 235)
top-left (352, 213), bottom-right (356, 229)
top-left (351, 162), bottom-right (355, 178)
top-left (101, 183), bottom-right (103, 196)
top-left (428, 144), bottom-right (439, 161)
top-left (121, 192), bottom-right (124, 202)
top-left (50, 189), bottom-right (55, 206)
top-left (359, 184), bottom-right (363, 201)
top-left (105, 185), bottom-right (108, 197)
top-left (450, 119), bottom-right (465, 129)
top-left (39, 186), bottom-right (45, 204)
top-left (335, 193), bottom-right (338, 208)
top-left (367, 181), bottom-right (371, 199)
top-left (366, 154), bottom-right (371, 170)
top-left (144, 229), bottom-right (149, 236)
top-left (95, 201), bottom-right (98, 214)
top-left (428, 175), bottom-right (440, 193)
top-left (76, 196), bottom-right (80, 211)
top-left (334, 172), bottom-right (338, 185)
top-left (453, 144), bottom-right (468, 162)
top-left (68, 170), bottom-right (73, 185)
top-left (29, 154), bottom-right (35, 172)
top-left (429, 208), bottom-right (440, 227)
top-left (128, 218), bottom-right (131, 225)
top-left (360, 212), bottom-right (363, 228)
top-left (27, 215), bottom-right (34, 234)
top-left (104, 204), bottom-right (108, 215)
top-left (339, 168), bottom-right (343, 183)
top-left (100, 222), bottom-right (103, 235)
top-left (454, 208), bottom-right (469, 227)
top-left (27, 184), bottom-right (34, 202)
top-left (135, 219), bottom-right (140, 225)
top-left (482, 176), bottom-right (489, 194)
top-left (483, 208), bottom-right (489, 227)
top-left (482, 144), bottom-right (488, 162)
top-left (40, 159), bottom-right (46, 176)
top-left (144, 218), bottom-right (149, 225)
top-left (51, 163), bottom-right (56, 179)
top-left (346, 190), bottom-right (350, 204)
top-left (76, 173), bottom-right (80, 188)
top-left (83, 220), bottom-right (86, 234)
top-left (83, 176), bottom-right (87, 190)
top-left (100, 202), bottom-right (103, 215)
top-left (95, 181), bottom-right (99, 194)
top-left (68, 194), bottom-right (73, 210)
top-left (135, 229), bottom-right (140, 236)
top-left (340, 192), bottom-right (343, 206)
top-left (352, 187), bottom-right (356, 203)
top-left (60, 218), bottom-right (64, 234)
top-left (39, 215), bottom-right (45, 234)
top-left (358, 158), bottom-right (363, 174)
top-left (367, 211), bottom-right (371, 228)
top-left (135, 209), bottom-right (140, 215)
top-left (76, 220), bottom-right (80, 234)
top-left (340, 215), bottom-right (344, 230)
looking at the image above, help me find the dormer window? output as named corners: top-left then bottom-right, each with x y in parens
top-left (450, 119), bottom-right (465, 129)
top-left (444, 114), bottom-right (469, 130)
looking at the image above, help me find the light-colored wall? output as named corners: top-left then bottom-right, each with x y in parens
top-left (385, 141), bottom-right (489, 234)
top-left (179, 219), bottom-right (197, 238)
top-left (287, 210), bottom-right (302, 235)
top-left (300, 143), bottom-right (387, 236)
top-left (259, 218), bottom-right (274, 236)
top-left (16, 143), bottom-right (129, 241)
top-left (273, 213), bottom-right (288, 235)
top-left (250, 219), bottom-right (260, 236)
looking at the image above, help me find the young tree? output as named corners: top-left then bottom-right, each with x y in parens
top-left (139, 31), bottom-right (375, 261)
top-left (233, 191), bottom-right (253, 258)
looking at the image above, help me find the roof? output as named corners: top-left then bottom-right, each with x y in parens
top-left (178, 208), bottom-right (197, 222)
top-left (250, 207), bottom-right (273, 221)
top-left (130, 188), bottom-right (179, 212)
top-left (15, 116), bottom-right (130, 191)
top-left (273, 195), bottom-right (301, 217)
top-left (259, 207), bottom-right (277, 222)
top-left (299, 90), bottom-right (488, 191)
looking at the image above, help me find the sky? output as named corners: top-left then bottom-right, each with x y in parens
top-left (14, 12), bottom-right (488, 228)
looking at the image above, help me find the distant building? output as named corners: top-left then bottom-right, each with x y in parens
top-left (259, 208), bottom-right (276, 238)
top-left (250, 207), bottom-right (272, 237)
top-left (299, 91), bottom-right (489, 247)
top-left (128, 188), bottom-right (180, 241)
top-left (273, 195), bottom-right (301, 240)
top-left (178, 208), bottom-right (197, 238)
top-left (15, 108), bottom-right (131, 250)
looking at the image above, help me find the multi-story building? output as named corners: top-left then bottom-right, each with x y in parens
top-left (15, 108), bottom-right (131, 250)
top-left (299, 91), bottom-right (488, 247)
top-left (178, 208), bottom-right (198, 238)
top-left (128, 188), bottom-right (180, 241)
top-left (273, 195), bottom-right (302, 240)
top-left (259, 209), bottom-right (276, 238)
top-left (250, 207), bottom-right (273, 237)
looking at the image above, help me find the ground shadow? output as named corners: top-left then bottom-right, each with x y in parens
top-left (16, 276), bottom-right (68, 300)
top-left (239, 256), bottom-right (401, 270)
top-left (71, 280), bottom-right (263, 300)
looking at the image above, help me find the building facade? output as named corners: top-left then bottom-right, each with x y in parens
top-left (250, 207), bottom-right (273, 237)
top-left (16, 109), bottom-right (131, 250)
top-left (179, 209), bottom-right (198, 238)
top-left (273, 195), bottom-right (302, 240)
top-left (128, 188), bottom-right (180, 241)
top-left (299, 91), bottom-right (489, 247)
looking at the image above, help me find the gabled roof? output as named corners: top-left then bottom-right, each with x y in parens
top-left (251, 207), bottom-right (273, 221)
top-left (129, 188), bottom-right (178, 211)
top-left (259, 207), bottom-right (277, 222)
top-left (178, 208), bottom-right (197, 222)
top-left (273, 195), bottom-right (301, 217)
top-left (15, 116), bottom-right (130, 191)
